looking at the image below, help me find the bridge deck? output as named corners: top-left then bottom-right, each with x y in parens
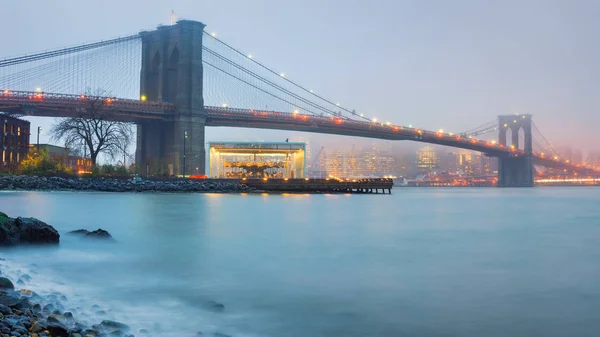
top-left (0, 90), bottom-right (596, 175)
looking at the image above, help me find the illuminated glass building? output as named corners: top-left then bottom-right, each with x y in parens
top-left (209, 142), bottom-right (306, 179)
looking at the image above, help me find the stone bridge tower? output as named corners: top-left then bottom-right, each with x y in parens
top-left (135, 20), bottom-right (206, 176)
top-left (497, 114), bottom-right (534, 187)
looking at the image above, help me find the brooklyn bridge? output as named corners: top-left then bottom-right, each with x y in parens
top-left (1, 20), bottom-right (596, 187)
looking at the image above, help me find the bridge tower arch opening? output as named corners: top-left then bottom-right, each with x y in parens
top-left (136, 20), bottom-right (207, 176)
top-left (165, 47), bottom-right (179, 103)
top-left (146, 52), bottom-right (161, 101)
top-left (497, 114), bottom-right (534, 187)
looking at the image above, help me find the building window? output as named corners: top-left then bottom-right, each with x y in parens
top-left (1, 150), bottom-right (4, 162)
top-left (10, 124), bottom-right (14, 134)
top-left (17, 127), bottom-right (21, 136)
top-left (16, 152), bottom-right (20, 162)
top-left (3, 123), bottom-right (6, 134)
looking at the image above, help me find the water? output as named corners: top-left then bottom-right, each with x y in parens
top-left (1, 188), bottom-right (600, 337)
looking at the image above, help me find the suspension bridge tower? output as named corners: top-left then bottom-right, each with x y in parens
top-left (135, 20), bottom-right (207, 176)
top-left (497, 114), bottom-right (534, 187)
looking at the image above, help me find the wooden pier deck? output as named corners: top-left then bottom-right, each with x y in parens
top-left (236, 178), bottom-right (394, 194)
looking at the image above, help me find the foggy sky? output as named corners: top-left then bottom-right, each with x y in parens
top-left (2, 0), bottom-right (599, 156)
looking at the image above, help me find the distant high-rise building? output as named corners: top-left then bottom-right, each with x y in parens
top-left (417, 146), bottom-right (438, 172)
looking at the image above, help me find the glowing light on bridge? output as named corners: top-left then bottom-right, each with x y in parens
top-left (222, 103), bottom-right (228, 108)
top-left (211, 32), bottom-right (216, 37)
top-left (309, 90), bottom-right (314, 93)
top-left (279, 73), bottom-right (285, 77)
top-left (35, 87), bottom-right (42, 92)
top-left (372, 118), bottom-right (377, 123)
top-left (336, 103), bottom-right (340, 107)
top-left (247, 54), bottom-right (253, 59)
top-left (360, 113), bottom-right (364, 117)
top-left (140, 95), bottom-right (147, 101)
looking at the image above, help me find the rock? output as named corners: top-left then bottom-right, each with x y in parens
top-left (0, 277), bottom-right (14, 290)
top-left (0, 304), bottom-right (10, 314)
top-left (0, 214), bottom-right (60, 245)
top-left (98, 320), bottom-right (129, 332)
top-left (206, 300), bottom-right (225, 312)
top-left (83, 229), bottom-right (114, 240)
top-left (14, 217), bottom-right (60, 244)
top-left (47, 314), bottom-right (67, 326)
top-left (30, 320), bottom-right (47, 333)
top-left (68, 229), bottom-right (90, 235)
top-left (42, 303), bottom-right (55, 314)
top-left (0, 216), bottom-right (19, 245)
top-left (46, 320), bottom-right (69, 337)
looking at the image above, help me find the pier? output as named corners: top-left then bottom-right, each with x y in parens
top-left (236, 178), bottom-right (394, 194)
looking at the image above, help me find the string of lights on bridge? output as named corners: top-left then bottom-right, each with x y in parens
top-left (0, 27), bottom-right (596, 173)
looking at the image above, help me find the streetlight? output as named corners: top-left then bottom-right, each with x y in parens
top-left (183, 131), bottom-right (188, 177)
top-left (37, 126), bottom-right (42, 153)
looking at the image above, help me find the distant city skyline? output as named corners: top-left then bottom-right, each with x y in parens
top-left (2, 0), bottom-right (600, 158)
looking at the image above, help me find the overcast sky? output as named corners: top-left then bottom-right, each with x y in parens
top-left (2, 0), bottom-right (599, 156)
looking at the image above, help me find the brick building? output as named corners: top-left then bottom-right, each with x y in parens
top-left (1, 115), bottom-right (30, 173)
top-left (30, 144), bottom-right (93, 173)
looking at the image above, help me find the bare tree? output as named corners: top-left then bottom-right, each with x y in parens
top-left (50, 91), bottom-right (133, 166)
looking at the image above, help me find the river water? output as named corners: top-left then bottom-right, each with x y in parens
top-left (1, 188), bottom-right (600, 337)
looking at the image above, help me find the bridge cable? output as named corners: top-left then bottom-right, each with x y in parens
top-left (0, 35), bottom-right (140, 68)
top-left (204, 32), bottom-right (371, 122)
top-left (203, 46), bottom-right (343, 118)
top-left (203, 60), bottom-right (327, 118)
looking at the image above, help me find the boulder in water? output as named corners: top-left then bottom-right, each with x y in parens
top-left (206, 300), bottom-right (225, 312)
top-left (0, 277), bottom-right (14, 290)
top-left (68, 229), bottom-right (90, 235)
top-left (15, 217), bottom-right (60, 244)
top-left (0, 212), bottom-right (59, 245)
top-left (84, 229), bottom-right (114, 240)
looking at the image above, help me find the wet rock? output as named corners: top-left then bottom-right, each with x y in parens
top-left (83, 229), bottom-right (114, 240)
top-left (0, 304), bottom-right (10, 314)
top-left (30, 320), bottom-right (47, 333)
top-left (98, 320), bottom-right (129, 332)
top-left (42, 303), bottom-right (55, 314)
top-left (46, 320), bottom-right (69, 337)
top-left (68, 229), bottom-right (90, 236)
top-left (0, 277), bottom-right (14, 290)
top-left (206, 300), bottom-right (225, 312)
top-left (0, 214), bottom-right (60, 245)
top-left (15, 217), bottom-right (60, 244)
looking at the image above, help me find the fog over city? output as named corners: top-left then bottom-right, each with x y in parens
top-left (3, 0), bottom-right (600, 159)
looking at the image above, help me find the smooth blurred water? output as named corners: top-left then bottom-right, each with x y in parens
top-left (1, 188), bottom-right (600, 337)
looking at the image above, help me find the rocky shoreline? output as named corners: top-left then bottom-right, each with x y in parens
top-left (1, 212), bottom-right (230, 337)
top-left (1, 259), bottom-right (141, 337)
top-left (0, 175), bottom-right (257, 193)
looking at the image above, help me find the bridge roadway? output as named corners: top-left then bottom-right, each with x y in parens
top-left (0, 90), bottom-right (596, 174)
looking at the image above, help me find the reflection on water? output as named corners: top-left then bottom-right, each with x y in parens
top-left (1, 188), bottom-right (600, 337)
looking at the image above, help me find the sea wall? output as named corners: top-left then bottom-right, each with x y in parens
top-left (0, 175), bottom-right (255, 193)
